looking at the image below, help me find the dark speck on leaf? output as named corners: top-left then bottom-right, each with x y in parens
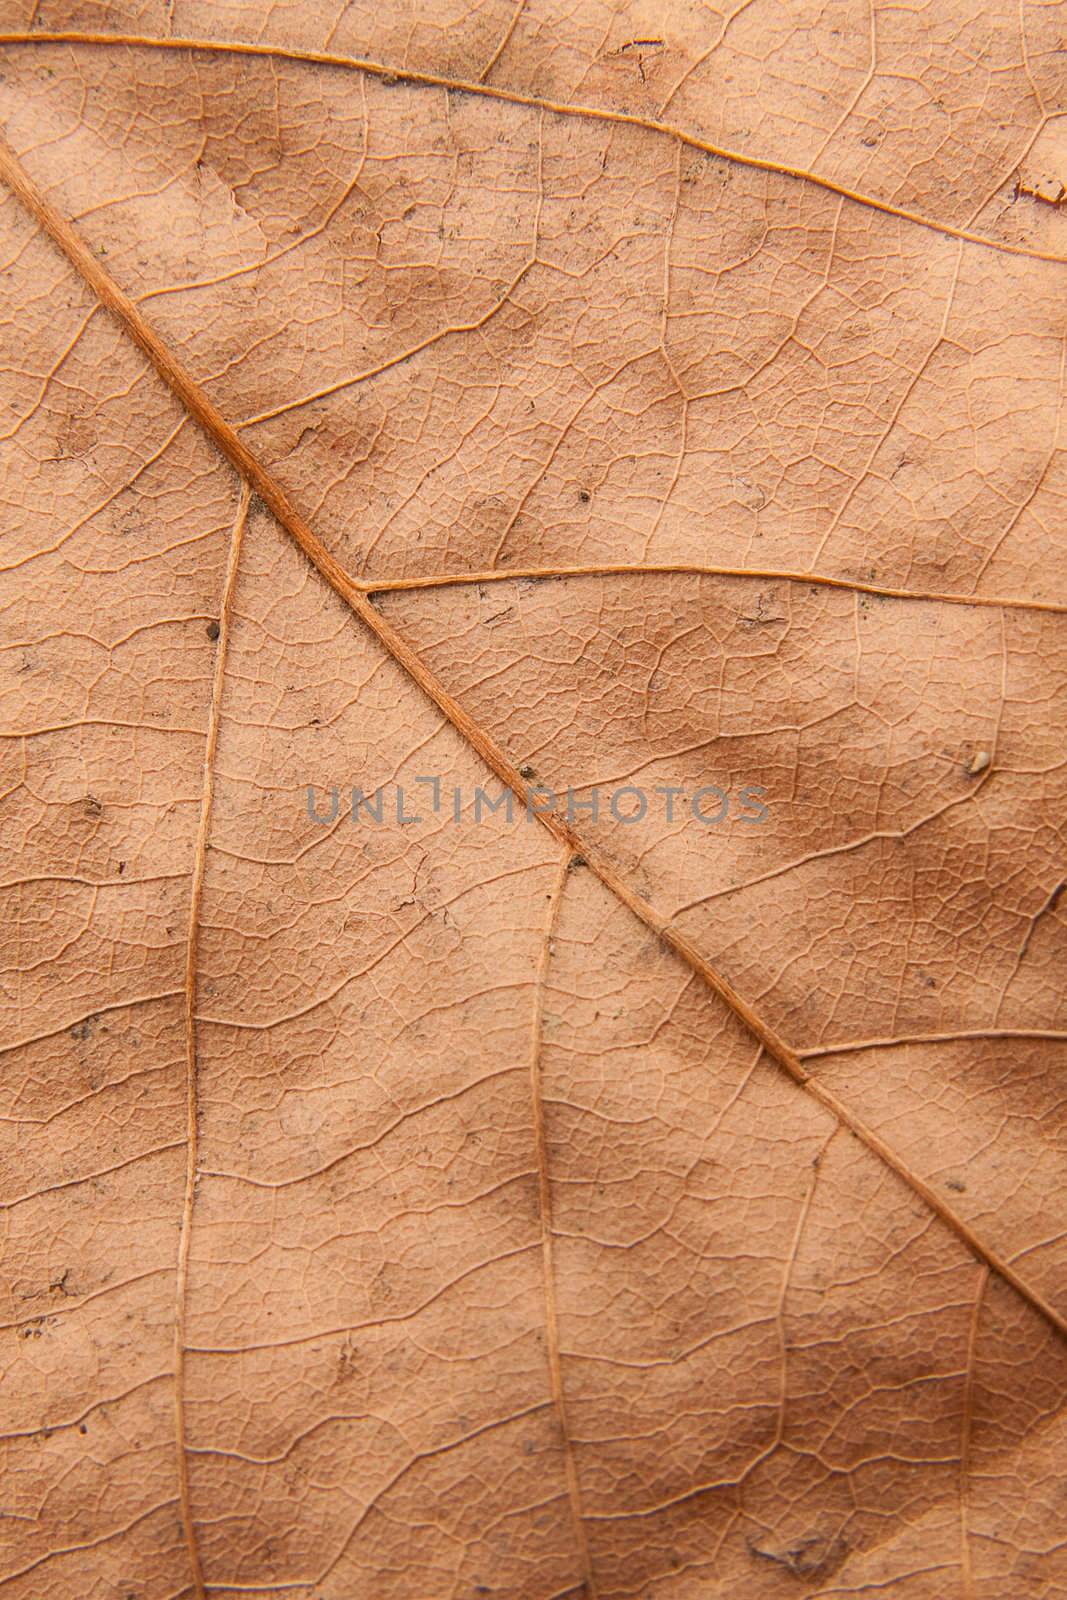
top-left (206, 620), bottom-right (220, 641)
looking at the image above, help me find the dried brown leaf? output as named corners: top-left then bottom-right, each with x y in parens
top-left (1, 6), bottom-right (1066, 1598)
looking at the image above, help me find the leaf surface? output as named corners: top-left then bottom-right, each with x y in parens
top-left (1, 6), bottom-right (1066, 1598)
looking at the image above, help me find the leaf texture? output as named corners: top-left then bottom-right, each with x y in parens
top-left (0, 5), bottom-right (1066, 1598)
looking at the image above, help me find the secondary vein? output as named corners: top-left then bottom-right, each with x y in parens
top-left (2, 29), bottom-right (1066, 265)
top-left (174, 480), bottom-right (251, 1600)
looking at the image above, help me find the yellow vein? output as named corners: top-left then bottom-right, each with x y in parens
top-left (959, 1263), bottom-right (987, 1600)
top-left (765, 1126), bottom-right (835, 1464)
top-left (530, 851), bottom-right (595, 1596)
top-left (364, 562), bottom-right (1067, 616)
top-left (4, 136), bottom-right (1066, 1346)
top-left (2, 30), bottom-right (1065, 265)
top-left (175, 480), bottom-right (250, 1600)
top-left (479, 0), bottom-right (527, 82)
top-left (798, 1027), bottom-right (1067, 1058)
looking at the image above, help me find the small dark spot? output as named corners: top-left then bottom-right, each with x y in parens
top-left (70, 1018), bottom-right (93, 1042)
top-left (206, 620), bottom-right (220, 641)
top-left (569, 855), bottom-right (586, 871)
top-left (117, 861), bottom-right (126, 875)
top-left (84, 793), bottom-right (102, 818)
top-left (578, 488), bottom-right (591, 503)
top-left (947, 1177), bottom-right (967, 1193)
top-left (78, 1422), bottom-right (88, 1435)
top-left (519, 764), bottom-right (536, 780)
